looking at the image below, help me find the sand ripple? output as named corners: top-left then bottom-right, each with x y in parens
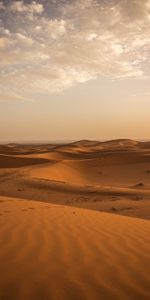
top-left (0, 197), bottom-right (150, 300)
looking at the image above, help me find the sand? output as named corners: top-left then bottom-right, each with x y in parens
top-left (0, 140), bottom-right (150, 299)
top-left (0, 139), bottom-right (150, 219)
top-left (0, 196), bottom-right (150, 300)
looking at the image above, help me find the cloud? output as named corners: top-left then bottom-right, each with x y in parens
top-left (0, 26), bottom-right (10, 36)
top-left (16, 33), bottom-right (34, 46)
top-left (0, 1), bottom-right (4, 10)
top-left (9, 1), bottom-right (44, 14)
top-left (0, 37), bottom-right (8, 48)
top-left (0, 0), bottom-right (150, 101)
top-left (0, 92), bottom-right (30, 102)
top-left (132, 91), bottom-right (150, 97)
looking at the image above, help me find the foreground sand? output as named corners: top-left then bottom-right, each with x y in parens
top-left (0, 196), bottom-right (150, 300)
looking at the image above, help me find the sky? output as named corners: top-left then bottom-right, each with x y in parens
top-left (0, 0), bottom-right (150, 142)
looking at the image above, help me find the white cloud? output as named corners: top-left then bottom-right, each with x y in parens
top-left (0, 27), bottom-right (10, 36)
top-left (16, 33), bottom-right (34, 46)
top-left (9, 1), bottom-right (43, 14)
top-left (86, 33), bottom-right (98, 41)
top-left (0, 0), bottom-right (150, 101)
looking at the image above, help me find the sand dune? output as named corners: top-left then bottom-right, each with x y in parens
top-left (0, 154), bottom-right (49, 168)
top-left (0, 196), bottom-right (150, 300)
top-left (55, 139), bottom-right (143, 154)
top-left (0, 140), bottom-right (150, 219)
top-left (0, 144), bottom-right (56, 156)
top-left (0, 141), bottom-right (150, 299)
top-left (28, 155), bottom-right (150, 186)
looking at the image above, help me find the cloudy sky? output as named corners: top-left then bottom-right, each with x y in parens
top-left (0, 0), bottom-right (150, 141)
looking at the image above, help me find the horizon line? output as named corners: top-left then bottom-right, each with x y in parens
top-left (0, 138), bottom-right (150, 145)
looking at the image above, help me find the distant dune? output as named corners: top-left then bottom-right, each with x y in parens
top-left (0, 196), bottom-right (150, 300)
top-left (0, 139), bottom-right (150, 219)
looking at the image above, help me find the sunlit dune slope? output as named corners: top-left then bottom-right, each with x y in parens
top-left (0, 196), bottom-right (150, 300)
top-left (27, 149), bottom-right (150, 186)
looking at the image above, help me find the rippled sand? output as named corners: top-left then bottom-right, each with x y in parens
top-left (0, 196), bottom-right (150, 300)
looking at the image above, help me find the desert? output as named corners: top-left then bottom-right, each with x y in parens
top-left (0, 139), bottom-right (150, 299)
top-left (1, 0), bottom-right (150, 299)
